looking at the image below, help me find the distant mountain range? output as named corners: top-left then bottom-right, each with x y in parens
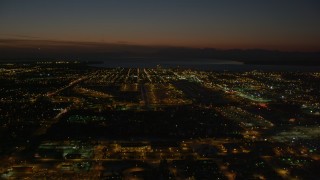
top-left (1, 39), bottom-right (319, 65)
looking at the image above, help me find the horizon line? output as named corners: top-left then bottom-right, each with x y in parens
top-left (1, 38), bottom-right (320, 53)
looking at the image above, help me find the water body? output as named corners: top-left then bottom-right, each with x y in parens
top-left (91, 58), bottom-right (320, 72)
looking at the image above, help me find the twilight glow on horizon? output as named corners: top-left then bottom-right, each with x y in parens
top-left (0, 0), bottom-right (320, 51)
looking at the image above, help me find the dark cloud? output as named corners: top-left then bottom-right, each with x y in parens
top-left (0, 38), bottom-right (319, 65)
top-left (0, 34), bottom-right (41, 39)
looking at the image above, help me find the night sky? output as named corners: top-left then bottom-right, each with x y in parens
top-left (1, 0), bottom-right (320, 51)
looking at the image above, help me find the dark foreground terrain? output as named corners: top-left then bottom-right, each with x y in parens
top-left (0, 61), bottom-right (319, 179)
